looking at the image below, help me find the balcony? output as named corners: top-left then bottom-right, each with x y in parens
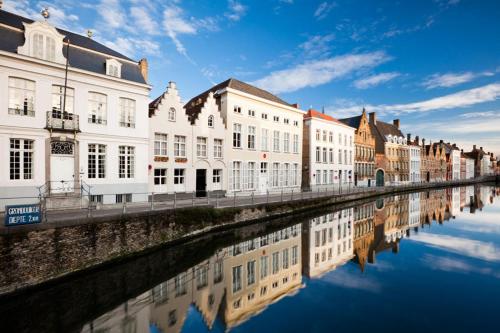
top-left (46, 111), bottom-right (80, 132)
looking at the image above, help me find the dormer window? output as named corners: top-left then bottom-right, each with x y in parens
top-left (106, 59), bottom-right (122, 78)
top-left (18, 21), bottom-right (66, 64)
top-left (32, 33), bottom-right (55, 61)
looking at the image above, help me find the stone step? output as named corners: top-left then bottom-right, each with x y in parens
top-left (44, 195), bottom-right (88, 210)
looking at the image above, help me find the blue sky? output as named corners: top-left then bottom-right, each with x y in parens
top-left (4, 0), bottom-right (500, 155)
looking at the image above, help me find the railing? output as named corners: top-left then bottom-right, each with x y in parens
top-left (8, 107), bottom-right (35, 117)
top-left (46, 111), bottom-right (79, 131)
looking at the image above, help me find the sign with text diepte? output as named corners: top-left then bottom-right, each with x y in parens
top-left (4, 204), bottom-right (42, 226)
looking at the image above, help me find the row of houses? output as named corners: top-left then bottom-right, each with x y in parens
top-left (0, 8), bottom-right (497, 210)
top-left (81, 185), bottom-right (498, 332)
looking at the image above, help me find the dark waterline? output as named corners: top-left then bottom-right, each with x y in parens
top-left (1, 185), bottom-right (499, 333)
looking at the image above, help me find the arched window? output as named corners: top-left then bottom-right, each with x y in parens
top-left (33, 33), bottom-right (44, 59)
top-left (168, 107), bottom-right (176, 121)
top-left (208, 115), bottom-right (214, 127)
top-left (46, 37), bottom-right (55, 62)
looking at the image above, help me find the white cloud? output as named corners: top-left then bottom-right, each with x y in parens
top-left (299, 34), bottom-right (335, 58)
top-left (354, 72), bottom-right (400, 89)
top-left (314, 1), bottom-right (337, 20)
top-left (323, 269), bottom-right (382, 293)
top-left (98, 0), bottom-right (127, 29)
top-left (459, 110), bottom-right (500, 119)
top-left (130, 6), bottom-right (159, 35)
top-left (162, 5), bottom-right (197, 58)
top-left (421, 254), bottom-right (500, 278)
top-left (252, 51), bottom-right (391, 94)
top-left (336, 83), bottom-right (500, 115)
top-left (423, 71), bottom-right (495, 89)
top-left (103, 37), bottom-right (161, 58)
top-left (225, 0), bottom-right (247, 22)
top-left (409, 233), bottom-right (500, 262)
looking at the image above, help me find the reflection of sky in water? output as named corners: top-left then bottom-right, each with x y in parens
top-left (182, 187), bottom-right (500, 333)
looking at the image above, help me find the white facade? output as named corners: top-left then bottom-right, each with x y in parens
top-left (303, 208), bottom-right (354, 278)
top-left (148, 82), bottom-right (226, 195)
top-left (409, 145), bottom-right (421, 183)
top-left (0, 18), bottom-right (150, 210)
top-left (408, 192), bottom-right (421, 228)
top-left (465, 158), bottom-right (475, 179)
top-left (303, 112), bottom-right (355, 191)
top-left (481, 156), bottom-right (491, 176)
top-left (220, 86), bottom-right (304, 195)
top-left (451, 149), bottom-right (461, 180)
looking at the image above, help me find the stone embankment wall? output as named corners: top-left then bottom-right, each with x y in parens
top-left (0, 177), bottom-right (496, 296)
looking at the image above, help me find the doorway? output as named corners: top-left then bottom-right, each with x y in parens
top-left (50, 141), bottom-right (75, 194)
top-left (196, 169), bottom-right (207, 197)
top-left (376, 169), bottom-right (384, 186)
top-left (426, 171), bottom-right (430, 182)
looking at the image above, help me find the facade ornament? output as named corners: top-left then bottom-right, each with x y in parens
top-left (41, 7), bottom-right (50, 20)
top-left (87, 29), bottom-right (93, 38)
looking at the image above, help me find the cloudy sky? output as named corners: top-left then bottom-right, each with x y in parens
top-left (4, 0), bottom-right (500, 155)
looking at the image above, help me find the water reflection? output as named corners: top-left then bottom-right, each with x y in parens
top-left (79, 185), bottom-right (499, 333)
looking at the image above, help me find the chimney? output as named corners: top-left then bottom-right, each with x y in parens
top-left (292, 103), bottom-right (300, 109)
top-left (138, 58), bottom-right (148, 83)
top-left (415, 135), bottom-right (420, 145)
top-left (407, 133), bottom-right (411, 142)
top-left (480, 146), bottom-right (483, 151)
top-left (473, 144), bottom-right (477, 150)
top-left (393, 119), bottom-right (400, 129)
top-left (422, 138), bottom-right (426, 146)
top-left (369, 112), bottom-right (376, 125)
top-left (439, 139), bottom-right (444, 144)
top-left (168, 81), bottom-right (177, 90)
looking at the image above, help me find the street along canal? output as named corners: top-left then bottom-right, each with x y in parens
top-left (1, 185), bottom-right (499, 333)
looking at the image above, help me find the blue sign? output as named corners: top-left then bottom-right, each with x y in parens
top-left (4, 204), bottom-right (42, 226)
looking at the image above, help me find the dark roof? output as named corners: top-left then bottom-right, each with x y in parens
top-left (148, 93), bottom-right (165, 117)
top-left (183, 78), bottom-right (293, 122)
top-left (0, 9), bottom-right (146, 84)
top-left (338, 115), bottom-right (362, 129)
top-left (369, 120), bottom-right (405, 153)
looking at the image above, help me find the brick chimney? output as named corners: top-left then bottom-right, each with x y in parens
top-left (393, 119), bottom-right (400, 129)
top-left (369, 112), bottom-right (376, 125)
top-left (422, 138), bottom-right (426, 146)
top-left (407, 133), bottom-right (411, 142)
top-left (415, 135), bottom-right (420, 145)
top-left (292, 103), bottom-right (300, 109)
top-left (473, 145), bottom-right (477, 150)
top-left (139, 58), bottom-right (148, 83)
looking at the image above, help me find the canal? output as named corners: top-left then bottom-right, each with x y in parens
top-left (1, 185), bottom-right (499, 333)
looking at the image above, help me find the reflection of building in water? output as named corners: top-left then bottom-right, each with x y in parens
top-left (352, 203), bottom-right (375, 271)
top-left (408, 192), bottom-right (421, 229)
top-left (445, 187), bottom-right (461, 218)
top-left (302, 208), bottom-right (354, 278)
top-left (382, 194), bottom-right (409, 243)
top-left (420, 189), bottom-right (446, 225)
top-left (223, 224), bottom-right (302, 329)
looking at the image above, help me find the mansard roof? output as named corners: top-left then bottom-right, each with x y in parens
top-left (184, 78), bottom-right (293, 120)
top-left (0, 9), bottom-right (146, 84)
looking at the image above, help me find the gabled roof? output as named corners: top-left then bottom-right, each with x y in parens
top-left (304, 109), bottom-right (346, 125)
top-left (0, 9), bottom-right (146, 84)
top-left (369, 120), bottom-right (405, 153)
top-left (184, 78), bottom-right (293, 121)
top-left (338, 115), bottom-right (362, 129)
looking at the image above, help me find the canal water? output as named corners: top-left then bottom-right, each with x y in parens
top-left (1, 185), bottom-right (499, 333)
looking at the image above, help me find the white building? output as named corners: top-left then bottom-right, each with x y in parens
top-left (408, 192), bottom-right (421, 228)
top-left (408, 137), bottom-right (421, 183)
top-left (302, 109), bottom-right (355, 191)
top-left (0, 9), bottom-right (150, 210)
top-left (148, 82), bottom-right (226, 196)
top-left (185, 78), bottom-right (304, 195)
top-left (302, 208), bottom-right (354, 278)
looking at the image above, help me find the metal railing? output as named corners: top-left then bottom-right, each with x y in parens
top-left (46, 111), bottom-right (79, 131)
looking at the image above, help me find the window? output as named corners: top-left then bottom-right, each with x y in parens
top-left (316, 170), bottom-right (321, 185)
top-left (292, 246), bottom-right (298, 265)
top-left (338, 149), bottom-right (342, 164)
top-left (316, 147), bottom-right (321, 163)
top-left (329, 148), bottom-right (334, 163)
top-left (214, 260), bottom-right (224, 283)
top-left (329, 170), bottom-right (333, 184)
top-left (273, 131), bottom-right (280, 152)
top-left (349, 151), bottom-right (352, 164)
top-left (234, 106), bottom-right (242, 114)
top-left (282, 249), bottom-right (289, 269)
top-left (116, 193), bottom-right (132, 203)
top-left (118, 146), bottom-right (134, 178)
top-left (8, 77), bottom-right (35, 116)
top-left (197, 137), bottom-right (207, 158)
top-left (283, 163), bottom-right (290, 186)
top-left (323, 130), bottom-right (327, 141)
top-left (247, 126), bottom-right (256, 149)
top-left (174, 136), bottom-right (186, 157)
top-left (154, 168), bottom-right (166, 185)
top-left (293, 120), bottom-right (299, 126)
top-left (323, 170), bottom-right (327, 184)
top-left (316, 130), bottom-right (321, 141)
top-left (232, 265), bottom-right (242, 292)
top-left (261, 162), bottom-right (268, 174)
top-left (322, 148), bottom-right (327, 163)
top-left (174, 169), bottom-right (185, 184)
top-left (88, 144), bottom-right (106, 179)
top-left (339, 133), bottom-right (342, 145)
top-left (283, 133), bottom-right (290, 153)
top-left (232, 161), bottom-right (241, 190)
top-left (293, 134), bottom-right (299, 153)
top-left (247, 261), bottom-right (256, 285)
top-left (292, 163), bottom-right (298, 186)
top-left (329, 131), bottom-right (333, 143)
top-left (32, 33), bottom-right (55, 61)
top-left (233, 123), bottom-right (242, 148)
top-left (248, 109), bottom-right (255, 117)
top-left (106, 59), bottom-right (121, 77)
top-left (272, 252), bottom-right (279, 274)
top-left (344, 150), bottom-right (347, 165)
top-left (214, 139), bottom-right (223, 158)
top-left (260, 256), bottom-right (268, 279)
top-left (33, 33), bottom-right (44, 59)
top-left (272, 163), bottom-right (279, 187)
top-left (154, 133), bottom-right (168, 156)
top-left (51, 85), bottom-right (74, 114)
top-left (119, 98), bottom-right (135, 128)
top-left (261, 129), bottom-right (269, 151)
top-left (9, 139), bottom-right (33, 180)
top-left (208, 115), bottom-right (214, 127)
top-left (88, 92), bottom-right (107, 124)
top-left (196, 266), bottom-right (208, 289)
top-left (284, 118), bottom-right (290, 124)
top-left (213, 169), bottom-right (222, 184)
top-left (168, 107), bottom-right (176, 121)
top-left (90, 195), bottom-right (103, 204)
top-left (175, 273), bottom-right (187, 296)
top-left (262, 113), bottom-right (268, 120)
top-left (273, 115), bottom-right (280, 122)
top-left (248, 162), bottom-right (256, 189)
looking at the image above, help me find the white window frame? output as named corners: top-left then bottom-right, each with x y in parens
top-left (174, 135), bottom-right (186, 157)
top-left (118, 145), bottom-right (135, 179)
top-left (88, 144), bottom-right (106, 179)
top-left (88, 92), bottom-right (107, 124)
top-left (154, 133), bottom-right (168, 156)
top-left (197, 137), bottom-right (207, 158)
top-left (9, 138), bottom-right (34, 180)
top-left (8, 77), bottom-right (35, 117)
top-left (119, 98), bottom-right (135, 128)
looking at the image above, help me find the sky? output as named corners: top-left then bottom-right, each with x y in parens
top-left (3, 0), bottom-right (500, 156)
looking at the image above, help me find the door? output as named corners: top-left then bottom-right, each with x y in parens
top-left (50, 141), bottom-right (75, 193)
top-left (196, 169), bottom-right (207, 197)
top-left (212, 169), bottom-right (222, 191)
top-left (50, 155), bottom-right (74, 193)
top-left (259, 162), bottom-right (268, 193)
top-left (376, 169), bottom-right (384, 186)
